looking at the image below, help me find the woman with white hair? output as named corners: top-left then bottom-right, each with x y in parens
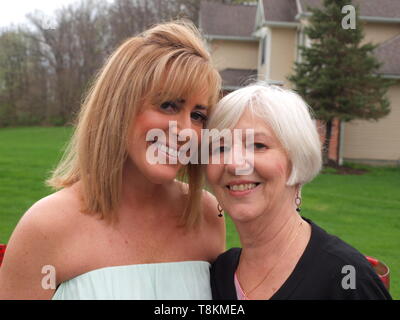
top-left (206, 83), bottom-right (391, 300)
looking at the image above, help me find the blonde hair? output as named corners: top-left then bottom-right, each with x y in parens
top-left (47, 20), bottom-right (221, 228)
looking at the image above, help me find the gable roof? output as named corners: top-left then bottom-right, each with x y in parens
top-left (261, 0), bottom-right (297, 22)
top-left (299, 0), bottom-right (400, 21)
top-left (219, 68), bottom-right (258, 90)
top-left (259, 0), bottom-right (400, 23)
top-left (375, 35), bottom-right (400, 77)
top-left (199, 1), bottom-right (257, 39)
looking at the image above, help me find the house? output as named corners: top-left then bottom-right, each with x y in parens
top-left (200, 0), bottom-right (400, 166)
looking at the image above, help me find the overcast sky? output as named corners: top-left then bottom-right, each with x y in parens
top-left (0, 0), bottom-right (111, 28)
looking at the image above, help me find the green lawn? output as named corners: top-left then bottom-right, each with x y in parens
top-left (1, 126), bottom-right (399, 299)
top-left (0, 127), bottom-right (73, 242)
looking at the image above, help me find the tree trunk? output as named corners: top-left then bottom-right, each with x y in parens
top-left (336, 119), bottom-right (342, 166)
top-left (322, 119), bottom-right (333, 165)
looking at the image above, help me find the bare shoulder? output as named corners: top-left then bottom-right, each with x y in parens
top-left (201, 189), bottom-right (226, 256)
top-left (0, 184), bottom-right (83, 299)
top-left (173, 180), bottom-right (226, 259)
top-left (19, 184), bottom-right (85, 241)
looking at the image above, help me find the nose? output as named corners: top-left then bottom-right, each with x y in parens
top-left (225, 143), bottom-right (254, 176)
top-left (169, 112), bottom-right (196, 146)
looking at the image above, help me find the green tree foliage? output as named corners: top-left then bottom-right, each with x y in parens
top-left (289, 0), bottom-right (392, 164)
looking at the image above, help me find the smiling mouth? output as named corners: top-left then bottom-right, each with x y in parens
top-left (226, 183), bottom-right (261, 191)
top-left (149, 138), bottom-right (182, 159)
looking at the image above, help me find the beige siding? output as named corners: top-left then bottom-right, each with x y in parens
top-left (209, 39), bottom-right (259, 71)
top-left (361, 22), bottom-right (400, 45)
top-left (269, 27), bottom-right (297, 87)
top-left (343, 83), bottom-right (400, 162)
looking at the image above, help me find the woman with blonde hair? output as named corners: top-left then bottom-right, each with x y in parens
top-left (0, 20), bottom-right (225, 299)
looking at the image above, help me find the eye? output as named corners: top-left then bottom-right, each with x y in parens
top-left (159, 101), bottom-right (178, 113)
top-left (191, 111), bottom-right (208, 124)
top-left (247, 142), bottom-right (268, 151)
top-left (254, 143), bottom-right (267, 149)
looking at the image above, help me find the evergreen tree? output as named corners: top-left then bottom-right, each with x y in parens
top-left (289, 0), bottom-right (392, 165)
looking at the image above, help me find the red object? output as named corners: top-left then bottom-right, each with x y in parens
top-left (366, 256), bottom-right (390, 291)
top-left (0, 244), bottom-right (6, 267)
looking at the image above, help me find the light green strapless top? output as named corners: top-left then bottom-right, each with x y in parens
top-left (52, 261), bottom-right (211, 300)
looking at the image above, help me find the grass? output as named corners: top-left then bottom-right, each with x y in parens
top-left (0, 126), bottom-right (72, 242)
top-left (0, 126), bottom-right (399, 299)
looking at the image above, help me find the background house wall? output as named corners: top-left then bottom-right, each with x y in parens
top-left (268, 27), bottom-right (297, 87)
top-left (209, 39), bottom-right (259, 71)
top-left (343, 82), bottom-right (400, 165)
top-left (343, 21), bottom-right (400, 165)
top-left (362, 22), bottom-right (400, 45)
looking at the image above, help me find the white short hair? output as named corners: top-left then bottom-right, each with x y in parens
top-left (207, 82), bottom-right (322, 186)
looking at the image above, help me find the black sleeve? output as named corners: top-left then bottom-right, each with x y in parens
top-left (296, 220), bottom-right (393, 300)
top-left (332, 262), bottom-right (392, 300)
top-left (316, 250), bottom-right (393, 300)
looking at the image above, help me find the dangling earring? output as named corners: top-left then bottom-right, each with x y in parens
top-left (217, 204), bottom-right (223, 217)
top-left (295, 195), bottom-right (302, 213)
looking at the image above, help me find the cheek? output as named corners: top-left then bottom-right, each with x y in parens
top-left (193, 126), bottom-right (202, 143)
top-left (278, 155), bottom-right (292, 179)
top-left (130, 112), bottom-right (168, 148)
top-left (135, 110), bottom-right (169, 134)
top-left (255, 154), bottom-right (290, 180)
top-left (277, 162), bottom-right (288, 177)
top-left (206, 164), bottom-right (223, 186)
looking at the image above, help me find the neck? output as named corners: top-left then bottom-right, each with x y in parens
top-left (235, 204), bottom-right (304, 267)
top-left (118, 160), bottom-right (178, 223)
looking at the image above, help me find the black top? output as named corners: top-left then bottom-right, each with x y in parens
top-left (210, 217), bottom-right (392, 300)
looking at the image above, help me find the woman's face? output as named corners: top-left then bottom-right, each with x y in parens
top-left (206, 109), bottom-right (295, 222)
top-left (127, 90), bottom-right (209, 184)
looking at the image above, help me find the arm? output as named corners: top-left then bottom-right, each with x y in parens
top-left (0, 197), bottom-right (61, 299)
top-left (341, 264), bottom-right (392, 300)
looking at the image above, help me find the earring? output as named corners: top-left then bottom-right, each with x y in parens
top-left (295, 196), bottom-right (302, 213)
top-left (217, 204), bottom-right (223, 217)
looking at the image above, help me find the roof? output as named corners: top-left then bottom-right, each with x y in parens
top-left (219, 68), bottom-right (258, 89)
top-left (199, 1), bottom-right (257, 38)
top-left (200, 1), bottom-right (400, 36)
top-left (262, 0), bottom-right (297, 22)
top-left (299, 0), bottom-right (400, 20)
top-left (375, 35), bottom-right (400, 76)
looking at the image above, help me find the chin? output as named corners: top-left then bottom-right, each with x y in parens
top-left (144, 164), bottom-right (182, 184)
top-left (228, 205), bottom-right (262, 223)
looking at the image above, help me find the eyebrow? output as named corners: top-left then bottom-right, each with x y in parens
top-left (194, 104), bottom-right (208, 110)
top-left (254, 131), bottom-right (269, 137)
top-left (176, 99), bottom-right (208, 111)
